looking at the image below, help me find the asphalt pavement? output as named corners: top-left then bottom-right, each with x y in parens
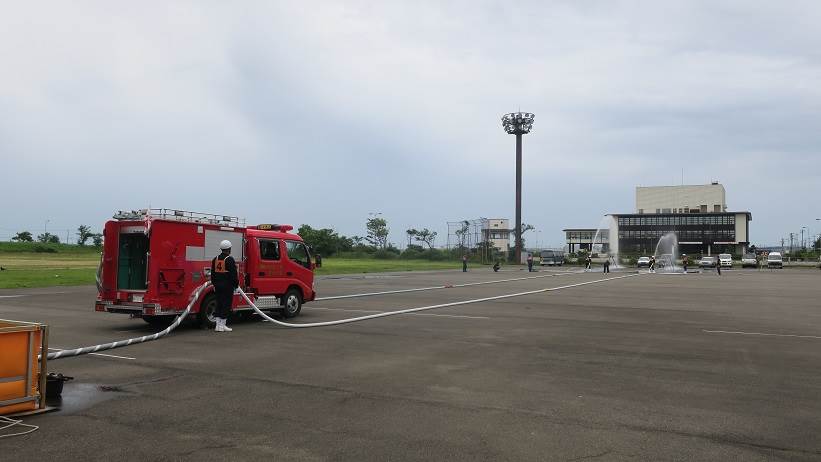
top-left (1, 267), bottom-right (820, 461)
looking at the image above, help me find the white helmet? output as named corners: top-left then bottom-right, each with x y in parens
top-left (219, 240), bottom-right (232, 250)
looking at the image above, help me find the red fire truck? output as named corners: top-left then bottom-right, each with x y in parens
top-left (95, 209), bottom-right (316, 327)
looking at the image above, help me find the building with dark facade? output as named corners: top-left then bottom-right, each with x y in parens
top-left (564, 184), bottom-right (752, 256)
top-left (612, 211), bottom-right (751, 256)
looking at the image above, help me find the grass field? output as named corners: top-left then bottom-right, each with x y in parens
top-left (0, 244), bottom-right (469, 288)
top-left (313, 258), bottom-right (463, 275)
top-left (0, 247), bottom-right (101, 288)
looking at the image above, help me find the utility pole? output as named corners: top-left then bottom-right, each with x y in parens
top-left (501, 111), bottom-right (535, 265)
top-left (789, 233), bottom-right (794, 255)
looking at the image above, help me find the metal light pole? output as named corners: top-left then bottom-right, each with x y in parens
top-left (501, 111), bottom-right (535, 264)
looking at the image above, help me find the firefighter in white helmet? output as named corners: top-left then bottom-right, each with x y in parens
top-left (211, 240), bottom-right (238, 332)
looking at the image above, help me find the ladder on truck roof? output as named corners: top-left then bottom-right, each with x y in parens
top-left (113, 208), bottom-right (246, 228)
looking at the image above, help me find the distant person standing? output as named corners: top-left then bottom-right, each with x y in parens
top-left (211, 240), bottom-right (238, 333)
top-left (527, 254), bottom-right (534, 272)
top-left (603, 259), bottom-right (610, 273)
top-left (716, 256), bottom-right (721, 276)
top-left (315, 253), bottom-right (322, 268)
top-left (649, 255), bottom-right (656, 273)
top-left (756, 252), bottom-right (763, 271)
top-left (682, 254), bottom-right (688, 273)
top-left (462, 255), bottom-right (468, 272)
top-left (585, 254), bottom-right (592, 272)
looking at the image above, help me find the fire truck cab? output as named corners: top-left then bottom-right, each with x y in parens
top-left (95, 209), bottom-right (316, 327)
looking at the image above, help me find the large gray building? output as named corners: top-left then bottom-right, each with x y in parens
top-left (565, 183), bottom-right (752, 256)
top-left (636, 183), bottom-right (726, 214)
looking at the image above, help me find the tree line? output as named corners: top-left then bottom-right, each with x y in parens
top-left (10, 225), bottom-right (102, 246)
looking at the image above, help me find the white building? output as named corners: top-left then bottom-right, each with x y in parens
top-left (636, 183), bottom-right (726, 214)
top-left (482, 219), bottom-right (510, 251)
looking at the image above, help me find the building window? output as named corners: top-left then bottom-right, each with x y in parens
top-left (714, 205), bottom-right (721, 213)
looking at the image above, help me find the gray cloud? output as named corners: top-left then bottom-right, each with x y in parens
top-left (1, 1), bottom-right (820, 247)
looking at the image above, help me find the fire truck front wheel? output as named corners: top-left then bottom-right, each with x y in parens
top-left (281, 288), bottom-right (302, 318)
top-left (198, 294), bottom-right (218, 329)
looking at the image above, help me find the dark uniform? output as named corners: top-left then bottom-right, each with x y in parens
top-left (211, 253), bottom-right (238, 320)
top-left (527, 255), bottom-right (534, 272)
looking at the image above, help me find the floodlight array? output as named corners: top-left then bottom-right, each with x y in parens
top-left (501, 112), bottom-right (535, 135)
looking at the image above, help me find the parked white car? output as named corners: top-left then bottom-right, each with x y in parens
top-left (637, 256), bottom-right (651, 268)
top-left (718, 253), bottom-right (733, 268)
top-left (741, 253), bottom-right (757, 268)
top-left (767, 252), bottom-right (783, 269)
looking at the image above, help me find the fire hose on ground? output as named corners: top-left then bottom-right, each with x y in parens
top-left (43, 282), bottom-right (211, 360)
top-left (240, 273), bottom-right (639, 328)
top-left (44, 273), bottom-right (639, 360)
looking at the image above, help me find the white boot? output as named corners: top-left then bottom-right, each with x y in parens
top-left (214, 318), bottom-right (224, 332)
top-left (222, 318), bottom-right (232, 332)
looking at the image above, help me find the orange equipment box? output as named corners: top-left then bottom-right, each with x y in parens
top-left (0, 319), bottom-right (48, 415)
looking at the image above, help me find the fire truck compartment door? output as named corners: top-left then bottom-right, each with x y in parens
top-left (250, 238), bottom-right (286, 295)
top-left (117, 233), bottom-right (148, 290)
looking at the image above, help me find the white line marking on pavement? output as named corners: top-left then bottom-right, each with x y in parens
top-left (256, 274), bottom-right (641, 328)
top-left (0, 291), bottom-right (78, 298)
top-left (49, 347), bottom-right (136, 360)
top-left (307, 306), bottom-right (490, 319)
top-left (702, 330), bottom-right (821, 340)
top-left (316, 271), bottom-right (581, 301)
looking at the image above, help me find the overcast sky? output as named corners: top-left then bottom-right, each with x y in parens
top-left (2, 1), bottom-right (820, 248)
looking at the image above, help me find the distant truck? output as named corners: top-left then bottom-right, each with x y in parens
top-left (540, 250), bottom-right (565, 266)
top-left (767, 252), bottom-right (783, 269)
top-left (95, 209), bottom-right (316, 327)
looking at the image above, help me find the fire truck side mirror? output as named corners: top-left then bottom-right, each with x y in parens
top-left (203, 267), bottom-right (211, 279)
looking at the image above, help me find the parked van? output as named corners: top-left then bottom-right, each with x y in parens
top-left (767, 252), bottom-right (783, 269)
top-left (540, 250), bottom-right (565, 266)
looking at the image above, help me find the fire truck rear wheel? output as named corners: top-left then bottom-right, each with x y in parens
top-left (282, 288), bottom-right (302, 318)
top-left (198, 294), bottom-right (218, 329)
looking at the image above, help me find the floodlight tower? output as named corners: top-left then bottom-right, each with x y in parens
top-left (501, 111), bottom-right (535, 264)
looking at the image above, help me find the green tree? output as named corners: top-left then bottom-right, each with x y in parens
top-left (37, 232), bottom-right (60, 244)
top-left (297, 225), bottom-right (352, 256)
top-left (365, 217), bottom-right (389, 249)
top-left (92, 233), bottom-right (104, 247)
top-left (405, 228), bottom-right (418, 247)
top-left (414, 228), bottom-right (437, 249)
top-left (12, 231), bottom-right (33, 242)
top-left (76, 225), bottom-right (93, 246)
